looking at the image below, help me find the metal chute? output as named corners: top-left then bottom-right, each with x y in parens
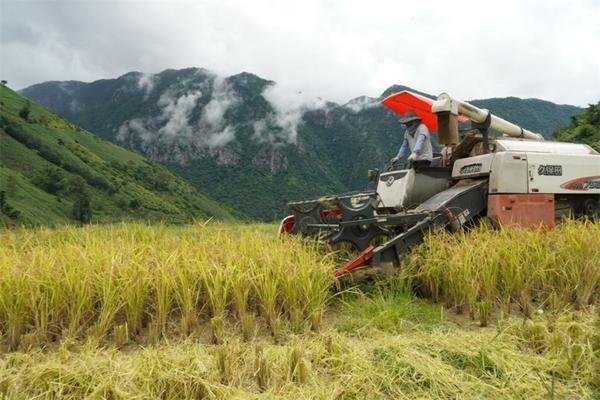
top-left (432, 92), bottom-right (544, 141)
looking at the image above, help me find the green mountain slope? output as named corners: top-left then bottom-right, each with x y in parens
top-left (22, 70), bottom-right (349, 220)
top-left (20, 69), bottom-right (585, 220)
top-left (554, 101), bottom-right (600, 151)
top-left (0, 85), bottom-right (235, 226)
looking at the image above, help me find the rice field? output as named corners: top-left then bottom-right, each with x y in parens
top-left (0, 221), bottom-right (599, 399)
top-left (406, 219), bottom-right (600, 325)
top-left (0, 223), bottom-right (333, 350)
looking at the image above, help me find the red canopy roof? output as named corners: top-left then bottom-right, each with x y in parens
top-left (381, 90), bottom-right (468, 132)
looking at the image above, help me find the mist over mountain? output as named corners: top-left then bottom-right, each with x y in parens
top-left (21, 68), bottom-right (583, 220)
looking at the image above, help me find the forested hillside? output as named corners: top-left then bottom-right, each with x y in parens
top-left (0, 85), bottom-right (234, 226)
top-left (21, 69), bottom-right (584, 220)
top-left (554, 101), bottom-right (600, 151)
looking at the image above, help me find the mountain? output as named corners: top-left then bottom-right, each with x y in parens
top-left (553, 101), bottom-right (600, 151)
top-left (0, 84), bottom-right (235, 226)
top-left (20, 68), bottom-right (584, 220)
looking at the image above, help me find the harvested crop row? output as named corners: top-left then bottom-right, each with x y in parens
top-left (0, 223), bottom-right (334, 349)
top-left (1, 310), bottom-right (598, 399)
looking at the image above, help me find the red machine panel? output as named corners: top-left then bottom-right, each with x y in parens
top-left (381, 90), bottom-right (468, 132)
top-left (488, 194), bottom-right (555, 228)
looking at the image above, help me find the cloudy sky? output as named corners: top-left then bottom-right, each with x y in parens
top-left (1, 0), bottom-right (599, 106)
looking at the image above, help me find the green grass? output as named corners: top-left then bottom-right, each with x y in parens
top-left (0, 166), bottom-right (71, 225)
top-left (335, 279), bottom-right (441, 335)
top-left (0, 85), bottom-right (236, 226)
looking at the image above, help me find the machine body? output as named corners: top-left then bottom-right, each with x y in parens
top-left (281, 91), bottom-right (600, 277)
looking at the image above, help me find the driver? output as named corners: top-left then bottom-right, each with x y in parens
top-left (390, 111), bottom-right (433, 168)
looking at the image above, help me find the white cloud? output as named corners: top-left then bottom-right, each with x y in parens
top-left (137, 73), bottom-right (157, 98)
top-left (117, 118), bottom-right (154, 143)
top-left (205, 125), bottom-right (236, 148)
top-left (254, 82), bottom-right (329, 144)
top-left (197, 77), bottom-right (238, 147)
top-left (116, 74), bottom-right (239, 152)
top-left (343, 96), bottom-right (379, 113)
top-left (157, 90), bottom-right (202, 138)
top-left (2, 0), bottom-right (599, 106)
top-left (201, 77), bottom-right (236, 128)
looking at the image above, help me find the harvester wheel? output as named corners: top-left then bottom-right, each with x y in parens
top-left (329, 200), bottom-right (389, 251)
top-left (583, 198), bottom-right (599, 220)
top-left (289, 203), bottom-right (328, 236)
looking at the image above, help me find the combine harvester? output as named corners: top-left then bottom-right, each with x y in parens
top-left (280, 91), bottom-right (600, 277)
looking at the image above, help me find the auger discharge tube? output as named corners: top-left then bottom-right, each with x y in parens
top-left (434, 93), bottom-right (544, 141)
